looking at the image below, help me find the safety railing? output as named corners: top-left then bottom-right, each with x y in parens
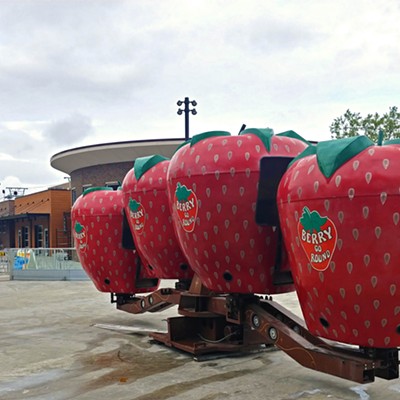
top-left (0, 248), bottom-right (88, 281)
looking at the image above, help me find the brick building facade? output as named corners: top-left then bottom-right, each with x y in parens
top-left (0, 189), bottom-right (72, 249)
top-left (51, 138), bottom-right (184, 202)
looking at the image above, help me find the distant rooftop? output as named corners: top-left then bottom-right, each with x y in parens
top-left (50, 138), bottom-right (185, 175)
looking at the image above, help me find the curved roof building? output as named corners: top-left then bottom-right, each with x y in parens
top-left (50, 138), bottom-right (184, 200)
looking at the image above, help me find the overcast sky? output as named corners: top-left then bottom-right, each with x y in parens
top-left (1, 0), bottom-right (399, 195)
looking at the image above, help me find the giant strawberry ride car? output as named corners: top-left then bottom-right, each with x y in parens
top-left (71, 187), bottom-right (159, 294)
top-left (166, 128), bottom-right (308, 294)
top-left (277, 135), bottom-right (400, 348)
top-left (121, 155), bottom-right (193, 281)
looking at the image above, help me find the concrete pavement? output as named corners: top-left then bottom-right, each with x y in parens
top-left (0, 280), bottom-right (400, 399)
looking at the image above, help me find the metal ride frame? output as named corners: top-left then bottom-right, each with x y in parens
top-left (114, 274), bottom-right (399, 384)
top-left (113, 156), bottom-right (399, 384)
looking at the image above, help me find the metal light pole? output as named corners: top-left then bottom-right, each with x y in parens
top-left (177, 97), bottom-right (197, 141)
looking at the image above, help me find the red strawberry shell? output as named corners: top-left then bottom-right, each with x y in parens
top-left (71, 187), bottom-right (159, 294)
top-left (121, 155), bottom-right (193, 280)
top-left (277, 136), bottom-right (400, 347)
top-left (167, 129), bottom-right (308, 294)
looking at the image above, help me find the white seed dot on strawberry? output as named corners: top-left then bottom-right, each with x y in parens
top-left (347, 262), bottom-right (353, 274)
top-left (297, 187), bottom-right (302, 197)
top-left (305, 164), bottom-right (315, 175)
top-left (382, 158), bottom-right (390, 169)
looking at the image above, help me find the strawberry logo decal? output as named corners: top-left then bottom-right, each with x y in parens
top-left (298, 207), bottom-right (337, 271)
top-left (175, 182), bottom-right (198, 232)
top-left (74, 221), bottom-right (87, 252)
top-left (128, 198), bottom-right (146, 235)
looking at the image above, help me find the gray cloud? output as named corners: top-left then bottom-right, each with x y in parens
top-left (43, 113), bottom-right (94, 146)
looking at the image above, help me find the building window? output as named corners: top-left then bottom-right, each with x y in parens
top-left (44, 228), bottom-right (49, 248)
top-left (18, 226), bottom-right (29, 248)
top-left (23, 226), bottom-right (29, 247)
top-left (105, 181), bottom-right (121, 190)
top-left (35, 225), bottom-right (43, 247)
top-left (82, 184), bottom-right (92, 193)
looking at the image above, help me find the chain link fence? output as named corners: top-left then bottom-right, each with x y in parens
top-left (0, 248), bottom-right (88, 281)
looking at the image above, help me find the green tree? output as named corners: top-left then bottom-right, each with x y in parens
top-left (330, 106), bottom-right (400, 142)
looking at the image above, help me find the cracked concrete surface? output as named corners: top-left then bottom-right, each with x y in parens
top-left (0, 280), bottom-right (399, 399)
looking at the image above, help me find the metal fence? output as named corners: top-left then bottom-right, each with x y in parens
top-left (0, 248), bottom-right (88, 281)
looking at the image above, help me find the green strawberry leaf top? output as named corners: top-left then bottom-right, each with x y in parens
top-left (75, 222), bottom-right (84, 233)
top-left (288, 144), bottom-right (317, 168)
top-left (316, 136), bottom-right (373, 178)
top-left (82, 186), bottom-right (112, 196)
top-left (384, 138), bottom-right (400, 145)
top-left (240, 128), bottom-right (274, 152)
top-left (289, 136), bottom-right (374, 178)
top-left (129, 198), bottom-right (141, 212)
top-left (189, 131), bottom-right (231, 147)
top-left (175, 182), bottom-right (192, 202)
top-left (276, 130), bottom-right (310, 145)
top-left (240, 128), bottom-right (309, 152)
top-left (299, 207), bottom-right (327, 233)
top-left (173, 140), bottom-right (191, 154)
top-left (134, 154), bottom-right (169, 181)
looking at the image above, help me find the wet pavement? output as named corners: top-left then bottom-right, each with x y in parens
top-left (1, 280), bottom-right (400, 399)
